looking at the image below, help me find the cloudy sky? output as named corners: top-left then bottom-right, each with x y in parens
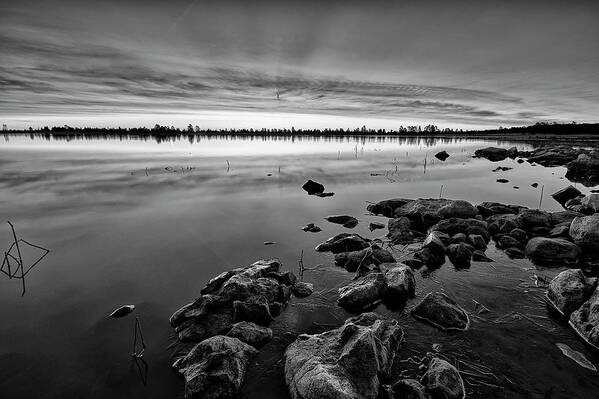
top-left (1, 0), bottom-right (598, 129)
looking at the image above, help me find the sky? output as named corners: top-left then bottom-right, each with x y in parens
top-left (1, 0), bottom-right (598, 130)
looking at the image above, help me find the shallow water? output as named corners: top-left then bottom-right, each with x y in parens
top-left (0, 134), bottom-right (598, 399)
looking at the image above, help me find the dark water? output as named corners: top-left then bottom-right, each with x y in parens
top-left (0, 134), bottom-right (598, 399)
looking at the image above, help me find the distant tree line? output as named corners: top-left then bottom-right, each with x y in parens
top-left (3, 121), bottom-right (598, 137)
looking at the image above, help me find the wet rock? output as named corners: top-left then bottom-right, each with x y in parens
top-left (438, 200), bottom-right (478, 219)
top-left (431, 218), bottom-right (490, 242)
top-left (226, 321), bottom-right (273, 348)
top-left (421, 358), bottom-right (466, 399)
top-left (302, 179), bottom-right (325, 195)
top-left (325, 215), bottom-right (359, 228)
top-left (472, 250), bottom-right (493, 262)
top-left (547, 269), bottom-right (597, 317)
top-left (550, 211), bottom-right (584, 226)
top-left (552, 185), bottom-right (583, 207)
top-left (367, 198), bottom-right (413, 218)
top-left (569, 287), bottom-right (599, 349)
top-left (316, 192), bottom-right (335, 197)
top-left (284, 313), bottom-right (403, 399)
top-left (496, 178), bottom-right (509, 183)
top-left (505, 247), bottom-right (525, 259)
top-left (412, 292), bottom-right (470, 331)
top-left (435, 150), bottom-right (450, 161)
top-left (525, 237), bottom-right (582, 266)
top-left (233, 297), bottom-right (274, 325)
top-left (569, 214), bottom-right (599, 253)
top-left (549, 225), bottom-right (570, 238)
top-left (474, 147), bottom-right (509, 162)
top-left (468, 234), bottom-right (486, 250)
top-left (384, 265), bottom-right (416, 303)
top-left (487, 213), bottom-right (521, 236)
top-left (565, 153), bottom-right (599, 187)
top-left (173, 335), bottom-right (258, 399)
top-left (338, 273), bottom-right (387, 311)
top-left (450, 233), bottom-right (467, 244)
top-left (415, 248), bottom-right (446, 268)
top-left (292, 282), bottom-right (314, 298)
top-left (507, 146), bottom-right (518, 158)
top-left (403, 258), bottom-right (424, 269)
top-left (369, 221), bottom-right (386, 231)
top-left (335, 246), bottom-right (396, 272)
top-left (479, 201), bottom-right (523, 215)
top-left (301, 223), bottom-right (322, 233)
top-left (517, 209), bottom-right (552, 230)
top-left (492, 166), bottom-right (512, 172)
top-left (381, 379), bottom-right (429, 399)
top-left (496, 235), bottom-right (522, 249)
top-left (446, 243), bottom-right (473, 268)
top-left (565, 196), bottom-right (585, 213)
top-left (529, 226), bottom-right (551, 237)
top-left (388, 217), bottom-right (415, 244)
top-left (509, 228), bottom-right (528, 243)
top-left (316, 233), bottom-right (371, 253)
top-left (265, 270), bottom-right (298, 286)
top-left (394, 199), bottom-right (453, 230)
top-left (581, 194), bottom-right (599, 213)
top-left (109, 304), bottom-right (135, 318)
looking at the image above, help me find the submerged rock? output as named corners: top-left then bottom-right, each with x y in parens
top-left (547, 269), bottom-right (597, 317)
top-left (338, 272), bottom-right (387, 310)
top-left (474, 147), bottom-right (509, 162)
top-left (525, 237), bottom-right (581, 266)
top-left (569, 214), bottom-right (599, 253)
top-left (302, 179), bottom-right (325, 195)
top-left (315, 233), bottom-right (371, 253)
top-left (570, 287), bottom-right (599, 350)
top-left (412, 292), bottom-right (470, 331)
top-left (173, 335), bottom-right (258, 399)
top-left (226, 321), bottom-right (273, 348)
top-left (421, 358), bottom-right (466, 399)
top-left (552, 185), bottom-right (583, 207)
top-left (284, 313), bottom-right (403, 399)
top-left (325, 215), bottom-right (359, 228)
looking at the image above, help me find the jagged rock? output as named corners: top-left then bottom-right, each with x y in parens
top-left (173, 335), bottom-right (258, 399)
top-left (226, 321), bottom-right (273, 348)
top-left (367, 198), bottom-right (413, 218)
top-left (421, 358), bottom-right (466, 399)
top-left (517, 209), bottom-right (552, 230)
top-left (570, 287), bottom-right (599, 349)
top-left (381, 379), bottom-right (430, 399)
top-left (384, 265), bottom-right (416, 303)
top-left (412, 292), bottom-right (470, 331)
top-left (293, 282), bottom-right (314, 298)
top-left (565, 153), bottom-right (599, 187)
top-left (446, 243), bottom-right (473, 268)
top-left (388, 217), bottom-right (415, 244)
top-left (505, 247), bottom-right (525, 259)
top-left (233, 297), bottom-right (274, 325)
top-left (301, 223), bottom-right (322, 233)
top-left (569, 214), bottom-right (599, 253)
top-left (581, 194), bottom-right (599, 213)
top-left (315, 233), bottom-right (371, 253)
top-left (284, 313), bottom-right (403, 399)
top-left (435, 150), bottom-right (450, 161)
top-left (335, 246), bottom-right (396, 272)
top-left (438, 200), bottom-right (478, 219)
top-left (302, 179), bottom-right (325, 195)
top-left (416, 232), bottom-right (446, 267)
top-left (552, 185), bottom-right (583, 207)
top-left (369, 221), bottom-right (386, 231)
top-left (468, 234), bottom-right (486, 250)
top-left (338, 273), bottom-right (387, 310)
top-left (474, 147), bottom-right (509, 161)
top-left (547, 269), bottom-right (597, 317)
top-left (325, 215), bottom-right (359, 228)
top-left (431, 218), bottom-right (490, 242)
top-left (525, 237), bottom-right (581, 266)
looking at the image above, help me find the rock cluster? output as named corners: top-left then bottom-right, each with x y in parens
top-left (169, 259), bottom-right (310, 399)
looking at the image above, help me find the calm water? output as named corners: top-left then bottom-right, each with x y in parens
top-left (0, 134), bottom-right (598, 399)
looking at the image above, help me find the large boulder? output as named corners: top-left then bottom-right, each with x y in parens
top-left (335, 246), bottom-right (396, 272)
top-left (284, 313), bottom-right (403, 399)
top-left (421, 358), bottom-right (465, 399)
top-left (569, 214), bottom-right (599, 253)
top-left (570, 287), bottom-right (599, 350)
top-left (367, 198), bottom-right (413, 218)
top-left (226, 321), bottom-right (273, 348)
top-left (438, 200), bottom-right (478, 219)
top-left (474, 147), bottom-right (509, 161)
top-left (552, 185), bottom-right (583, 207)
top-left (384, 265), bottom-right (416, 303)
top-left (388, 217), bottom-right (415, 244)
top-left (173, 335), bottom-right (258, 399)
top-left (546, 269), bottom-right (597, 317)
top-left (394, 199), bottom-right (452, 230)
top-left (338, 273), bottom-right (387, 311)
top-left (525, 237), bottom-right (582, 266)
top-left (565, 153), bottom-right (599, 187)
top-left (316, 233), bottom-right (371, 253)
top-left (412, 292), bottom-right (470, 331)
top-left (517, 209), bottom-right (552, 230)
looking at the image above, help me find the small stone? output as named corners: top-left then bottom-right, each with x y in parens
top-left (293, 282), bottom-right (314, 298)
top-left (301, 223), bottom-right (322, 233)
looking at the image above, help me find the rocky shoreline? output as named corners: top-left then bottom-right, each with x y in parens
top-left (169, 145), bottom-right (599, 399)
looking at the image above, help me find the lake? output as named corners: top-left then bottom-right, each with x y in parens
top-left (0, 134), bottom-right (598, 399)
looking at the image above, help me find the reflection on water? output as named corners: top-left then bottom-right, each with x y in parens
top-left (0, 135), bottom-right (598, 399)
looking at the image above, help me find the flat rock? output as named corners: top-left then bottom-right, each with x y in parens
top-left (421, 358), bottom-right (465, 399)
top-left (338, 272), bottom-right (387, 311)
top-left (412, 292), bottom-right (470, 331)
top-left (226, 321), bottom-right (273, 348)
top-left (569, 214), bottom-right (599, 253)
top-left (525, 237), bottom-right (582, 266)
top-left (173, 335), bottom-right (258, 399)
top-left (315, 233), bottom-right (370, 253)
top-left (547, 269), bottom-right (597, 317)
top-left (284, 313), bottom-right (403, 399)
top-left (552, 185), bottom-right (583, 206)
